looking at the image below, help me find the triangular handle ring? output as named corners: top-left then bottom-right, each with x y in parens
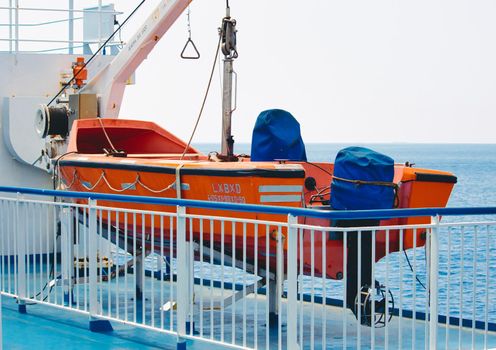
top-left (180, 38), bottom-right (200, 59)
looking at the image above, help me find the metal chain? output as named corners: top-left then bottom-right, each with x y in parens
top-left (187, 7), bottom-right (192, 39)
top-left (180, 6), bottom-right (200, 59)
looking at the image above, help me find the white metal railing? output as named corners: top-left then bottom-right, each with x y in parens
top-left (0, 1), bottom-right (122, 54)
top-left (0, 191), bottom-right (495, 349)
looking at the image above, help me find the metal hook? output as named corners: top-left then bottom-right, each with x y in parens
top-left (180, 38), bottom-right (200, 59)
top-left (181, 7), bottom-right (200, 59)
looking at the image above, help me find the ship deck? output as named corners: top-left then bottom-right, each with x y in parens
top-left (2, 267), bottom-right (496, 349)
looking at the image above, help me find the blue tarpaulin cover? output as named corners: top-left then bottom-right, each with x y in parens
top-left (331, 146), bottom-right (395, 210)
top-left (251, 109), bottom-right (307, 161)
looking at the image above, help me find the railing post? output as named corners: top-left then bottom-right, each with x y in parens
top-left (88, 199), bottom-right (112, 332)
top-left (287, 214), bottom-right (299, 349)
top-left (0, 291), bottom-right (2, 350)
top-left (61, 207), bottom-right (74, 306)
top-left (429, 215), bottom-right (440, 349)
top-left (176, 205), bottom-right (188, 349)
top-left (15, 193), bottom-right (26, 313)
top-left (88, 199), bottom-right (98, 315)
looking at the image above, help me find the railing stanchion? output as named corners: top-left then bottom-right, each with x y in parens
top-left (16, 193), bottom-right (26, 313)
top-left (88, 199), bottom-right (98, 317)
top-left (0, 291), bottom-right (2, 350)
top-left (87, 199), bottom-right (111, 331)
top-left (61, 207), bottom-right (74, 306)
top-left (287, 214), bottom-right (298, 349)
top-left (429, 215), bottom-right (440, 349)
top-left (176, 206), bottom-right (188, 347)
top-left (0, 201), bottom-right (3, 349)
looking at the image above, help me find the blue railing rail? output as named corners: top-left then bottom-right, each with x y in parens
top-left (1, 185), bottom-right (496, 220)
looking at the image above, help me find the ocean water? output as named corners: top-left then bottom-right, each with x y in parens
top-left (165, 143), bottom-right (496, 322)
top-left (194, 142), bottom-right (496, 209)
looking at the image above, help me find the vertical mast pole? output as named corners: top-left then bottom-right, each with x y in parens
top-left (221, 58), bottom-right (234, 156)
top-left (220, 4), bottom-right (238, 158)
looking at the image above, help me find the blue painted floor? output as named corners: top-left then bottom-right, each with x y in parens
top-left (1, 296), bottom-right (177, 349)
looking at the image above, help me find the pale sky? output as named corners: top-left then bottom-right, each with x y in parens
top-left (117, 0), bottom-right (496, 144)
top-left (6, 1), bottom-right (495, 144)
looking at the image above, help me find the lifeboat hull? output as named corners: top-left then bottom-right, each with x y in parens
top-left (59, 118), bottom-right (457, 280)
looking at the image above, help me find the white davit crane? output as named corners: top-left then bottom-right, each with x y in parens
top-left (81, 0), bottom-right (192, 118)
top-left (30, 0), bottom-right (192, 173)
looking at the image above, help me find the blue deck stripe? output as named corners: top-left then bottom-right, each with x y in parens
top-left (0, 185), bottom-right (496, 220)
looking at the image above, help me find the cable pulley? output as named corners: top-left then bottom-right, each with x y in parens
top-left (220, 15), bottom-right (237, 59)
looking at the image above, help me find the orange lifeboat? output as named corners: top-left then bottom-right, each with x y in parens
top-left (58, 118), bottom-right (457, 281)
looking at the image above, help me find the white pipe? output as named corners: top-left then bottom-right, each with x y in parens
top-left (14, 0), bottom-right (18, 53)
top-left (277, 225), bottom-right (284, 349)
top-left (357, 231), bottom-right (361, 348)
top-left (242, 222), bottom-right (247, 346)
top-left (88, 199), bottom-right (98, 316)
top-left (8, 0), bottom-right (12, 52)
top-left (98, 0), bottom-right (102, 53)
top-left (15, 193), bottom-right (26, 305)
top-left (310, 229), bottom-right (315, 349)
top-left (484, 225), bottom-right (491, 349)
top-left (399, 229), bottom-right (404, 346)
top-left (286, 214), bottom-right (298, 349)
top-left (220, 221), bottom-right (225, 342)
top-left (176, 205), bottom-right (187, 338)
top-left (385, 229), bottom-right (390, 349)
top-left (429, 216), bottom-right (440, 350)
top-left (471, 225), bottom-right (478, 349)
top-left (445, 226), bottom-right (452, 350)
top-left (0, 197), bottom-right (3, 347)
top-left (371, 230), bottom-right (376, 348)
top-left (68, 0), bottom-right (74, 54)
top-left (60, 207), bottom-right (73, 306)
top-left (253, 223), bottom-right (258, 348)
top-left (321, 230), bottom-right (326, 349)
top-left (0, 291), bottom-right (2, 350)
top-left (0, 6), bottom-right (120, 14)
top-left (342, 230), bottom-right (347, 349)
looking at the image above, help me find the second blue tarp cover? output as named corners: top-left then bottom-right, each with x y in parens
top-left (251, 109), bottom-right (307, 161)
top-left (331, 146), bottom-right (395, 210)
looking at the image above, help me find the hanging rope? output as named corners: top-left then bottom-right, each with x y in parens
top-left (80, 172), bottom-right (106, 191)
top-left (180, 34), bottom-right (222, 160)
top-left (331, 175), bottom-right (400, 208)
top-left (98, 118), bottom-right (117, 151)
top-left (102, 173), bottom-right (139, 192)
top-left (332, 175), bottom-right (399, 189)
top-left (63, 168), bottom-right (177, 194)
